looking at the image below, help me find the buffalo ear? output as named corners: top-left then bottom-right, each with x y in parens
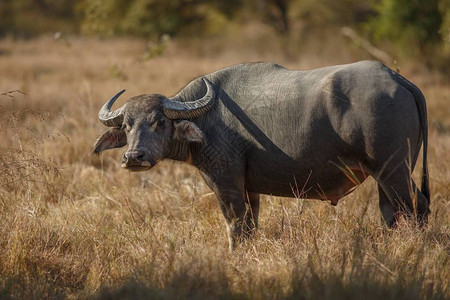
top-left (92, 128), bottom-right (127, 154)
top-left (173, 120), bottom-right (205, 143)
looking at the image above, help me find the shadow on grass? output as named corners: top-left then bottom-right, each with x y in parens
top-left (92, 274), bottom-right (444, 300)
top-left (1, 249), bottom-right (447, 300)
top-left (91, 265), bottom-right (446, 300)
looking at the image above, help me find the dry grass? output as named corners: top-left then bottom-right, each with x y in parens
top-left (0, 35), bottom-right (449, 299)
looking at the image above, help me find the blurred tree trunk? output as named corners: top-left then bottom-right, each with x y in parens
top-left (272, 0), bottom-right (289, 33)
top-left (255, 0), bottom-right (291, 34)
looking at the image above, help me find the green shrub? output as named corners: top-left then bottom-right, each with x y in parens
top-left (365, 0), bottom-right (447, 66)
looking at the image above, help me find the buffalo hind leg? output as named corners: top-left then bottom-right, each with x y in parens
top-left (377, 184), bottom-right (398, 227)
top-left (376, 167), bottom-right (430, 227)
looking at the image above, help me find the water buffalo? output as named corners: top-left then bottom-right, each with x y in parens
top-left (93, 61), bottom-right (430, 250)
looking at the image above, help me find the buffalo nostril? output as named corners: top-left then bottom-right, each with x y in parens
top-left (124, 151), bottom-right (146, 164)
top-left (121, 150), bottom-right (153, 169)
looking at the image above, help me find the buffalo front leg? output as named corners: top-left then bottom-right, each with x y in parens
top-left (214, 187), bottom-right (260, 251)
top-left (246, 192), bottom-right (260, 230)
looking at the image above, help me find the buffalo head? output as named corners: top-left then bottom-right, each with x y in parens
top-left (93, 78), bottom-right (215, 171)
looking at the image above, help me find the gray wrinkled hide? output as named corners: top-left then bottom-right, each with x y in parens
top-left (177, 61), bottom-right (429, 247)
top-left (97, 61), bottom-right (431, 250)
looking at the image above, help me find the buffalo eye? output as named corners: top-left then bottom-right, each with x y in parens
top-left (121, 123), bottom-right (131, 132)
top-left (157, 120), bottom-right (165, 127)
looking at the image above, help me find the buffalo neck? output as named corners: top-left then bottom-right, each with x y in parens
top-left (165, 140), bottom-right (190, 162)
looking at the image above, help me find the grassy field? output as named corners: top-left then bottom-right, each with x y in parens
top-left (0, 36), bottom-right (449, 299)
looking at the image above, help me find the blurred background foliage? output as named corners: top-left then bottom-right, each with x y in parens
top-left (0, 0), bottom-right (449, 71)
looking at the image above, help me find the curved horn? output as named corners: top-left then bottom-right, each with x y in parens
top-left (98, 89), bottom-right (126, 127)
top-left (163, 78), bottom-right (216, 119)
